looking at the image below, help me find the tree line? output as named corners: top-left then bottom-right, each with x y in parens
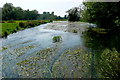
top-left (67, 2), bottom-right (120, 29)
top-left (81, 2), bottom-right (120, 78)
top-left (66, 7), bottom-right (80, 21)
top-left (1, 3), bottom-right (68, 20)
top-left (82, 2), bottom-right (120, 29)
top-left (38, 12), bottom-right (68, 20)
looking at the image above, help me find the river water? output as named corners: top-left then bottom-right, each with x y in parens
top-left (1, 21), bottom-right (90, 78)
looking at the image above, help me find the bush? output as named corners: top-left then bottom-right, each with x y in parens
top-left (19, 22), bottom-right (26, 28)
top-left (7, 20), bottom-right (15, 23)
top-left (49, 20), bottom-right (53, 22)
top-left (27, 22), bottom-right (35, 27)
top-left (3, 31), bottom-right (8, 38)
top-left (73, 29), bottom-right (78, 33)
top-left (1, 20), bottom-right (51, 38)
top-left (0, 21), bottom-right (5, 23)
top-left (98, 49), bottom-right (120, 78)
top-left (52, 36), bottom-right (62, 43)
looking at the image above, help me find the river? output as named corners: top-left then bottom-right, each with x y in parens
top-left (1, 21), bottom-right (91, 78)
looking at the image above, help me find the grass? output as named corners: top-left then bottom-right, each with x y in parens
top-left (83, 27), bottom-right (120, 78)
top-left (97, 48), bottom-right (120, 78)
top-left (52, 36), bottom-right (62, 43)
top-left (0, 23), bottom-right (20, 37)
top-left (0, 20), bottom-right (52, 38)
top-left (53, 19), bottom-right (68, 21)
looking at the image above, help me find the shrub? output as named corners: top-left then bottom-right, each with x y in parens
top-left (52, 36), bottom-right (62, 43)
top-left (19, 22), bottom-right (26, 28)
top-left (27, 22), bottom-right (35, 27)
top-left (73, 29), bottom-right (78, 33)
top-left (16, 26), bottom-right (20, 30)
top-left (7, 20), bottom-right (15, 23)
top-left (98, 49), bottom-right (120, 78)
top-left (0, 21), bottom-right (5, 23)
top-left (49, 20), bottom-right (53, 22)
top-left (4, 31), bottom-right (8, 38)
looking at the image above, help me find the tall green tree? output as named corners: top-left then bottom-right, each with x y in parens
top-left (2, 3), bottom-right (39, 20)
top-left (12, 7), bottom-right (24, 20)
top-left (37, 11), bottom-right (58, 20)
top-left (0, 7), bottom-right (2, 21)
top-left (2, 3), bottom-right (14, 20)
top-left (67, 7), bottom-right (80, 21)
top-left (83, 2), bottom-right (120, 28)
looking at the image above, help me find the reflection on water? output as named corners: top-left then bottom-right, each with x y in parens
top-left (1, 21), bottom-right (90, 78)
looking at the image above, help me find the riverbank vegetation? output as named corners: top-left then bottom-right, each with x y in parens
top-left (83, 29), bottom-right (120, 78)
top-left (81, 2), bottom-right (120, 78)
top-left (0, 3), bottom-right (69, 38)
top-left (67, 7), bottom-right (80, 21)
top-left (0, 20), bottom-right (52, 38)
top-left (52, 36), bottom-right (62, 43)
top-left (1, 1), bottom-right (120, 78)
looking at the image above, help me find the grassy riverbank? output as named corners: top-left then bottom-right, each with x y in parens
top-left (0, 20), bottom-right (52, 38)
top-left (83, 27), bottom-right (120, 78)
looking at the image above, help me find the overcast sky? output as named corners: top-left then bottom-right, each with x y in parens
top-left (0, 0), bottom-right (83, 17)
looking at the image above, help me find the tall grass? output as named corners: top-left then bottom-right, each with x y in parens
top-left (83, 27), bottom-right (120, 78)
top-left (0, 23), bottom-right (20, 38)
top-left (0, 20), bottom-right (52, 38)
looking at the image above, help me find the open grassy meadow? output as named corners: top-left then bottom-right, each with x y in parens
top-left (0, 20), bottom-right (52, 38)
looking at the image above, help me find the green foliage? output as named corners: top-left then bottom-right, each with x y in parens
top-left (82, 2), bottom-right (120, 28)
top-left (83, 27), bottom-right (120, 51)
top-left (38, 12), bottom-right (57, 20)
top-left (0, 23), bottom-right (19, 38)
top-left (7, 20), bottom-right (15, 23)
top-left (98, 49), bottom-right (120, 78)
top-left (0, 20), bottom-right (51, 38)
top-left (2, 47), bottom-right (7, 50)
top-left (83, 27), bottom-right (120, 78)
top-left (52, 36), bottom-right (62, 43)
top-left (73, 29), bottom-right (78, 33)
top-left (2, 3), bottom-right (67, 21)
top-left (19, 22), bottom-right (25, 28)
top-left (82, 3), bottom-right (120, 77)
top-left (19, 20), bottom-right (50, 28)
top-left (37, 12), bottom-right (68, 20)
top-left (2, 3), bottom-right (39, 20)
top-left (2, 3), bottom-right (14, 20)
top-left (67, 7), bottom-right (80, 21)
top-left (0, 7), bottom-right (2, 21)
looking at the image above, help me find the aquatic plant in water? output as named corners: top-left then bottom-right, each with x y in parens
top-left (73, 29), bottom-right (78, 33)
top-left (52, 36), bottom-right (62, 43)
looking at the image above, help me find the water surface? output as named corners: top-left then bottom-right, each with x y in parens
top-left (1, 21), bottom-right (90, 78)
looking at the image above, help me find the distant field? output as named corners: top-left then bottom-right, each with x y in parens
top-left (2, 20), bottom-right (51, 23)
top-left (0, 20), bottom-right (52, 38)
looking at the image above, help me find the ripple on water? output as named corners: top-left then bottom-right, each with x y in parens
top-left (2, 21), bottom-right (89, 78)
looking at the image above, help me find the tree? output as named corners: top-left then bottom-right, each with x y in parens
top-left (37, 11), bottom-right (59, 20)
top-left (2, 3), bottom-right (64, 20)
top-left (82, 2), bottom-right (120, 29)
top-left (2, 3), bottom-right (39, 20)
top-left (51, 12), bottom-right (54, 15)
top-left (66, 7), bottom-right (80, 21)
top-left (0, 7), bottom-right (2, 21)
top-left (12, 7), bottom-right (24, 20)
top-left (63, 15), bottom-right (68, 19)
top-left (2, 3), bottom-right (14, 20)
